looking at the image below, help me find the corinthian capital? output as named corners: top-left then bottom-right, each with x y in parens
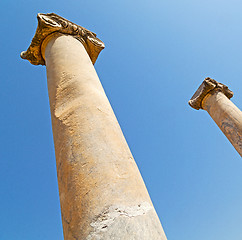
top-left (21, 13), bottom-right (105, 65)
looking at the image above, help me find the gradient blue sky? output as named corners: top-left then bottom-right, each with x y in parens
top-left (0, 0), bottom-right (242, 239)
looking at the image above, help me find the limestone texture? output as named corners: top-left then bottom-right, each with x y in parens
top-left (21, 13), bottom-right (167, 240)
top-left (43, 33), bottom-right (167, 240)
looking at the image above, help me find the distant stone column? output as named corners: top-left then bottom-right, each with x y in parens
top-left (21, 13), bottom-right (167, 240)
top-left (189, 77), bottom-right (242, 157)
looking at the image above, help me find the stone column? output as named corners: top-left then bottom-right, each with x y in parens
top-left (189, 77), bottom-right (242, 157)
top-left (21, 13), bottom-right (167, 240)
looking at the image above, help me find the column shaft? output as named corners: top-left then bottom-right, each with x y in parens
top-left (202, 91), bottom-right (242, 156)
top-left (43, 33), bottom-right (166, 240)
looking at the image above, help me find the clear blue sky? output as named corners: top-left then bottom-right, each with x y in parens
top-left (0, 0), bottom-right (242, 239)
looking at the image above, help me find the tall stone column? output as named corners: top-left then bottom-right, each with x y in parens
top-left (21, 13), bottom-right (167, 240)
top-left (189, 77), bottom-right (242, 157)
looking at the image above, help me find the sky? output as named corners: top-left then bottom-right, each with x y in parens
top-left (0, 0), bottom-right (242, 239)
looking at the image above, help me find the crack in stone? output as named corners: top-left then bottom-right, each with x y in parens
top-left (62, 214), bottom-right (79, 240)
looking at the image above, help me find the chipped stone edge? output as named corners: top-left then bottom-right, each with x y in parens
top-left (188, 77), bottom-right (234, 110)
top-left (86, 202), bottom-right (153, 240)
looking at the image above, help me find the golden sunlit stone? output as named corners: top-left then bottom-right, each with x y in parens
top-left (21, 13), bottom-right (104, 65)
top-left (21, 13), bottom-right (167, 240)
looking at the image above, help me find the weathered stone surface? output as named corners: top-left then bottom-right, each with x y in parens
top-left (86, 202), bottom-right (166, 240)
top-left (189, 78), bottom-right (242, 157)
top-left (21, 13), bottom-right (167, 240)
top-left (20, 13), bottom-right (104, 65)
top-left (43, 33), bottom-right (166, 239)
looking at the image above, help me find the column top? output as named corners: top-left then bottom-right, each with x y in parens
top-left (188, 77), bottom-right (234, 110)
top-left (20, 13), bottom-right (105, 65)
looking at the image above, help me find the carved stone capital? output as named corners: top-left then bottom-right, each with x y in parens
top-left (189, 77), bottom-right (234, 110)
top-left (20, 13), bottom-right (105, 65)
